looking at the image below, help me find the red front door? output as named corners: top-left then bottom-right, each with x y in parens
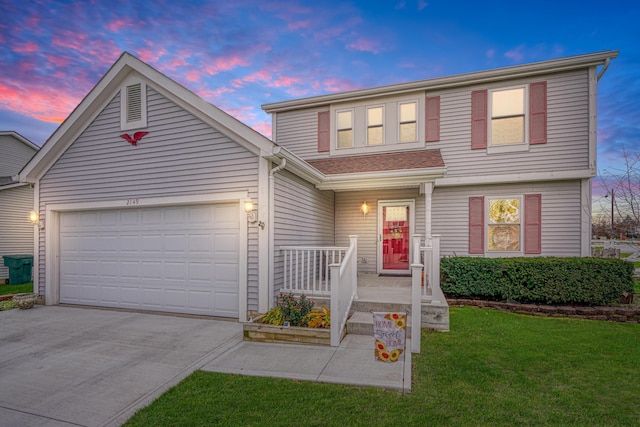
top-left (380, 203), bottom-right (410, 272)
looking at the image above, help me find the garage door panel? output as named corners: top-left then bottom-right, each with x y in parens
top-left (59, 203), bottom-right (240, 317)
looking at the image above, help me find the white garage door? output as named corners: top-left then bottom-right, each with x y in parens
top-left (59, 203), bottom-right (240, 317)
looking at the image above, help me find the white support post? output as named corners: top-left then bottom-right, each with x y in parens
top-left (424, 182), bottom-right (433, 239)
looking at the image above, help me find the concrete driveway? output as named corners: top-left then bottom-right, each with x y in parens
top-left (0, 305), bottom-right (242, 427)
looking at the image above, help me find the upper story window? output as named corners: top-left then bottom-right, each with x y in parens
top-left (367, 106), bottom-right (384, 145)
top-left (337, 109), bottom-right (353, 149)
top-left (490, 87), bottom-right (525, 146)
top-left (120, 78), bottom-right (147, 131)
top-left (399, 102), bottom-right (417, 143)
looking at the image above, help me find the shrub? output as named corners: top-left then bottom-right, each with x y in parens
top-left (260, 293), bottom-right (317, 327)
top-left (440, 257), bottom-right (634, 306)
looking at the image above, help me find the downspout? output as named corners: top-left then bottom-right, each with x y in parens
top-left (268, 158), bottom-right (286, 309)
top-left (597, 58), bottom-right (611, 81)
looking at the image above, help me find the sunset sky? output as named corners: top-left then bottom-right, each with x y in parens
top-left (1, 1), bottom-right (638, 204)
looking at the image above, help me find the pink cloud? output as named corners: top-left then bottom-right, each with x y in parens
top-left (0, 81), bottom-right (79, 123)
top-left (105, 18), bottom-right (133, 32)
top-left (137, 47), bottom-right (167, 64)
top-left (288, 20), bottom-right (309, 30)
top-left (204, 55), bottom-right (251, 75)
top-left (185, 69), bottom-right (202, 82)
top-left (46, 55), bottom-right (70, 68)
top-left (346, 38), bottom-right (382, 54)
top-left (505, 46), bottom-right (525, 61)
top-left (321, 77), bottom-right (360, 93)
top-left (251, 121), bottom-right (272, 139)
top-left (13, 42), bottom-right (39, 53)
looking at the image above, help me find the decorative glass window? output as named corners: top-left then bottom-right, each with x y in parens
top-left (490, 88), bottom-right (525, 145)
top-left (367, 106), bottom-right (384, 145)
top-left (337, 110), bottom-right (353, 148)
top-left (488, 198), bottom-right (521, 251)
top-left (399, 102), bottom-right (417, 143)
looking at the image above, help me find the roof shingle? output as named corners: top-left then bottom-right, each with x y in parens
top-left (307, 149), bottom-right (445, 175)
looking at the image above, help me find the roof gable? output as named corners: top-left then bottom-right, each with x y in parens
top-left (19, 52), bottom-right (275, 183)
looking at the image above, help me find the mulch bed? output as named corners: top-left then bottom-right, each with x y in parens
top-left (448, 298), bottom-right (640, 323)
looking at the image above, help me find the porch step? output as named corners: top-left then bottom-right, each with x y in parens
top-left (347, 310), bottom-right (412, 338)
top-left (352, 299), bottom-right (411, 314)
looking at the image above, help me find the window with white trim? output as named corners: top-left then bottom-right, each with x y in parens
top-left (120, 79), bottom-right (147, 131)
top-left (366, 106), bottom-right (384, 145)
top-left (336, 109), bottom-right (353, 149)
top-left (399, 101), bottom-right (417, 143)
top-left (490, 87), bottom-right (526, 146)
top-left (487, 197), bottom-right (521, 251)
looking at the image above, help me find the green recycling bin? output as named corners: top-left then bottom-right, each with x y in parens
top-left (2, 254), bottom-right (33, 285)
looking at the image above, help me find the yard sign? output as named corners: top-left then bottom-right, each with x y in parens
top-left (373, 312), bottom-right (406, 362)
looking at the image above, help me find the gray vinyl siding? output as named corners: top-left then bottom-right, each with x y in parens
top-left (0, 135), bottom-right (37, 176)
top-left (335, 188), bottom-right (425, 274)
top-left (429, 69), bottom-right (590, 177)
top-left (273, 169), bottom-right (334, 299)
top-left (273, 107), bottom-right (330, 160)
top-left (432, 180), bottom-right (582, 257)
top-left (0, 185), bottom-right (34, 281)
top-left (37, 87), bottom-right (261, 310)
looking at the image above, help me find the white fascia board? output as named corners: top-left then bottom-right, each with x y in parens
top-left (266, 145), bottom-right (325, 185)
top-left (435, 169), bottom-right (595, 187)
top-left (316, 167), bottom-right (447, 192)
top-left (263, 50), bottom-right (619, 113)
top-left (0, 182), bottom-right (29, 191)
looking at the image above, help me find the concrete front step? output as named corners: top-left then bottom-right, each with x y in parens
top-left (352, 299), bottom-right (411, 314)
top-left (347, 310), bottom-right (412, 338)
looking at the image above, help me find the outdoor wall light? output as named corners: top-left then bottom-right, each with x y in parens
top-left (29, 210), bottom-right (44, 229)
top-left (361, 202), bottom-right (369, 217)
top-left (244, 199), bottom-right (265, 229)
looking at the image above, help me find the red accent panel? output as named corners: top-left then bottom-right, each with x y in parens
top-left (469, 196), bottom-right (485, 254)
top-left (471, 90), bottom-right (487, 149)
top-left (317, 111), bottom-right (330, 152)
top-left (426, 96), bottom-right (440, 142)
top-left (529, 81), bottom-right (547, 144)
top-left (524, 194), bottom-right (542, 254)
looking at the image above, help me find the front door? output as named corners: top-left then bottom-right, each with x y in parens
top-left (378, 200), bottom-right (415, 274)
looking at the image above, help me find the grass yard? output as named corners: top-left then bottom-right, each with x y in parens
top-left (0, 282), bottom-right (33, 296)
top-left (125, 307), bottom-right (640, 426)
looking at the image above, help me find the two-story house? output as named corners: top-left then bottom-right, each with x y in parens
top-left (18, 51), bottom-right (617, 344)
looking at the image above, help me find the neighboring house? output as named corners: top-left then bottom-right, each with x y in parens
top-left (0, 131), bottom-right (39, 282)
top-left (18, 51), bottom-right (617, 335)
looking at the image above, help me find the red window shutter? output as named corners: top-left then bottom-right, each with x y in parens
top-left (317, 111), bottom-right (330, 152)
top-left (426, 95), bottom-right (440, 142)
top-left (471, 90), bottom-right (487, 149)
top-left (524, 194), bottom-right (542, 254)
top-left (529, 81), bottom-right (547, 145)
top-left (469, 196), bottom-right (485, 254)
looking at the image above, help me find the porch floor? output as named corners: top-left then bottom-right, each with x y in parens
top-left (357, 273), bottom-right (411, 304)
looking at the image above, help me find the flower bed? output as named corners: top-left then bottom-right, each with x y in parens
top-left (243, 293), bottom-right (331, 346)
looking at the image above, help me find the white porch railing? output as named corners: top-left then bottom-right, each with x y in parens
top-left (330, 235), bottom-right (358, 347)
top-left (279, 245), bottom-right (348, 296)
top-left (410, 234), bottom-right (445, 353)
top-left (280, 237), bottom-right (357, 347)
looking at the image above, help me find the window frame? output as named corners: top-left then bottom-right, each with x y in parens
top-left (486, 195), bottom-right (523, 253)
top-left (487, 84), bottom-right (529, 153)
top-left (398, 101), bottom-right (418, 143)
top-left (336, 108), bottom-right (354, 149)
top-left (366, 105), bottom-right (385, 146)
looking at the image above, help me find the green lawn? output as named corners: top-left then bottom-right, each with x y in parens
top-left (0, 282), bottom-right (32, 296)
top-left (125, 307), bottom-right (640, 426)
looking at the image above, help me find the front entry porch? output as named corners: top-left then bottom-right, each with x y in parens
top-left (278, 236), bottom-right (450, 352)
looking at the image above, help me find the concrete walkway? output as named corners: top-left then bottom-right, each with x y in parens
top-left (0, 305), bottom-right (409, 427)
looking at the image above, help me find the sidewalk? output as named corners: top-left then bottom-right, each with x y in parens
top-left (201, 334), bottom-right (412, 392)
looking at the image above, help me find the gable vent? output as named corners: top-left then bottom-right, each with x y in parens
top-left (126, 83), bottom-right (142, 123)
top-left (120, 79), bottom-right (147, 131)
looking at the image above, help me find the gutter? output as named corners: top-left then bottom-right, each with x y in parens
top-left (268, 158), bottom-right (286, 309)
top-left (597, 58), bottom-right (611, 81)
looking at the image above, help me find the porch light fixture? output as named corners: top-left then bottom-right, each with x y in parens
top-left (360, 202), bottom-right (369, 217)
top-left (244, 199), bottom-right (265, 230)
top-left (29, 210), bottom-right (44, 229)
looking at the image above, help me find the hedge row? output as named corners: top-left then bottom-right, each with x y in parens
top-left (440, 257), bottom-right (634, 306)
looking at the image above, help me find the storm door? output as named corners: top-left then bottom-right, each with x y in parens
top-left (377, 200), bottom-right (415, 275)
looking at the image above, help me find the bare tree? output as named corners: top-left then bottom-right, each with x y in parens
top-left (598, 146), bottom-right (640, 238)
